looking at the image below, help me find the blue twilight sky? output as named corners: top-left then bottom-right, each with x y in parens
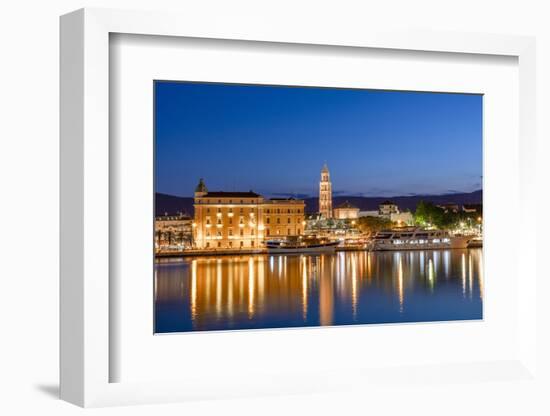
top-left (155, 81), bottom-right (482, 198)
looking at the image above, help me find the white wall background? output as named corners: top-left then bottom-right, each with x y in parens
top-left (1, 1), bottom-right (548, 415)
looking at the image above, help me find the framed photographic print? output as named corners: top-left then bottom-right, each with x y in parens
top-left (60, 8), bottom-right (538, 407)
top-left (153, 81), bottom-right (484, 334)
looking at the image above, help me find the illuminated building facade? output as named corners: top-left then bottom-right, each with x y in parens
top-left (319, 163), bottom-right (333, 219)
top-left (192, 178), bottom-right (305, 250)
top-left (333, 201), bottom-right (360, 219)
top-left (155, 213), bottom-right (193, 249)
top-left (379, 200), bottom-right (399, 217)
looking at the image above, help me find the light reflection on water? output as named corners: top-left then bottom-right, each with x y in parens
top-left (154, 249), bottom-right (483, 333)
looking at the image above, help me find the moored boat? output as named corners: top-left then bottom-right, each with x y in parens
top-left (266, 236), bottom-right (339, 254)
top-left (368, 228), bottom-right (476, 251)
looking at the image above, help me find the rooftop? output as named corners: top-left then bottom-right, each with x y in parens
top-left (335, 200), bottom-right (358, 209)
top-left (200, 191), bottom-right (261, 198)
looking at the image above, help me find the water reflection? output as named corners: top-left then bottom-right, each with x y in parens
top-left (155, 249), bottom-right (484, 333)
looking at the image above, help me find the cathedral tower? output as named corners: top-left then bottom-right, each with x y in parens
top-left (319, 164), bottom-right (333, 219)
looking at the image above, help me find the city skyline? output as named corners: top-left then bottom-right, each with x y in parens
top-left (155, 81), bottom-right (482, 198)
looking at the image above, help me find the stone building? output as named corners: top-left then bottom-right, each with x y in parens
top-left (155, 213), bottom-right (193, 249)
top-left (319, 163), bottom-right (333, 219)
top-left (379, 200), bottom-right (400, 217)
top-left (333, 201), bottom-right (360, 219)
top-left (192, 178), bottom-right (305, 250)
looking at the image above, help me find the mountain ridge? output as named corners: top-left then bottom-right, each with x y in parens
top-left (155, 190), bottom-right (482, 217)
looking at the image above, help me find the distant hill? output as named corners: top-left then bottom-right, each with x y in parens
top-left (156, 190), bottom-right (482, 217)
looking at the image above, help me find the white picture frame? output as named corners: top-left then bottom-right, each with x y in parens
top-left (60, 7), bottom-right (538, 407)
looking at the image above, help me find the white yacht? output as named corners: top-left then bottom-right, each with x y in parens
top-left (368, 228), bottom-right (473, 251)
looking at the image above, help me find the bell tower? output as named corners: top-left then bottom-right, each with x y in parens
top-left (319, 164), bottom-right (333, 219)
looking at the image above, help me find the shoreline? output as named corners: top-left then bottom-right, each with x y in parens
top-left (155, 245), bottom-right (481, 259)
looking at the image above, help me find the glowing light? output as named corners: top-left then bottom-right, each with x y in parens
top-left (248, 257), bottom-right (255, 317)
top-left (461, 253), bottom-right (466, 296)
top-left (301, 256), bottom-right (308, 320)
top-left (398, 256), bottom-right (404, 312)
top-left (192, 222), bottom-right (197, 228)
top-left (190, 260), bottom-right (197, 321)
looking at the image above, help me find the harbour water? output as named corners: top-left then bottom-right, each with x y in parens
top-left (154, 249), bottom-right (483, 333)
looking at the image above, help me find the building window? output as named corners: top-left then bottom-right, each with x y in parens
top-left (207, 208), bottom-right (210, 213)
top-left (206, 242), bottom-right (210, 248)
top-left (217, 219), bottom-right (222, 225)
top-left (277, 209), bottom-right (280, 214)
top-left (251, 241), bottom-right (255, 247)
top-left (206, 231), bottom-right (210, 237)
top-left (251, 229), bottom-right (255, 236)
top-left (229, 229), bottom-right (233, 236)
top-left (218, 242), bottom-right (221, 247)
top-left (240, 208), bottom-right (243, 213)
top-left (266, 229), bottom-right (270, 236)
top-left (266, 217), bottom-right (270, 224)
top-left (277, 218), bottom-right (280, 224)
top-left (229, 241), bottom-right (233, 247)
top-left (266, 209), bottom-right (270, 214)
top-left (287, 209), bottom-right (290, 213)
top-left (240, 230), bottom-right (244, 236)
top-left (217, 207), bottom-right (221, 212)
top-left (297, 228), bottom-right (301, 235)
top-left (217, 231), bottom-right (221, 237)
top-left (287, 218), bottom-right (291, 224)
top-left (240, 241), bottom-right (244, 247)
top-left (288, 229), bottom-right (291, 235)
top-left (229, 218), bottom-right (232, 225)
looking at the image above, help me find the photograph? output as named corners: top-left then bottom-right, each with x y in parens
top-left (153, 81), bottom-right (484, 333)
